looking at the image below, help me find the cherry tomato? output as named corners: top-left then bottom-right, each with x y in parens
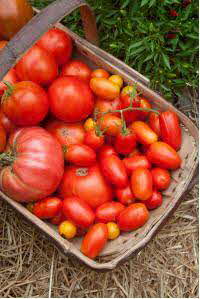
top-left (131, 168), bottom-right (153, 200)
top-left (144, 190), bottom-right (163, 210)
top-left (0, 109), bottom-right (15, 133)
top-left (0, 126), bottom-right (6, 152)
top-left (94, 96), bottom-right (121, 118)
top-left (61, 59), bottom-right (92, 82)
top-left (149, 111), bottom-right (161, 136)
top-left (131, 121), bottom-right (158, 145)
top-left (118, 203), bottom-right (149, 231)
top-left (114, 128), bottom-right (137, 155)
top-left (159, 110), bottom-right (182, 151)
top-left (115, 185), bottom-right (135, 205)
top-left (98, 145), bottom-right (117, 160)
top-left (15, 45), bottom-right (58, 86)
top-left (91, 69), bottom-right (109, 79)
top-left (128, 148), bottom-right (141, 158)
top-left (0, 69), bottom-right (18, 96)
top-left (108, 75), bottom-right (123, 88)
top-left (90, 78), bottom-right (120, 101)
top-left (84, 129), bottom-right (104, 150)
top-left (107, 222), bottom-right (120, 240)
top-left (84, 118), bottom-right (96, 131)
top-left (139, 97), bottom-right (152, 120)
top-left (123, 155), bottom-right (151, 176)
top-left (33, 197), bottom-right (63, 219)
top-left (100, 155), bottom-right (128, 188)
top-left (147, 141), bottom-right (181, 170)
top-left (81, 223), bottom-right (108, 259)
top-left (98, 114), bottom-right (122, 136)
top-left (121, 85), bottom-right (134, 96)
top-left (120, 94), bottom-right (140, 123)
top-left (64, 144), bottom-right (96, 166)
top-left (62, 196), bottom-right (95, 228)
top-left (50, 212), bottom-right (66, 225)
top-left (49, 76), bottom-right (94, 122)
top-left (37, 28), bottom-right (72, 66)
top-left (151, 167), bottom-right (171, 190)
top-left (96, 202), bottom-right (125, 223)
top-left (58, 220), bottom-right (77, 239)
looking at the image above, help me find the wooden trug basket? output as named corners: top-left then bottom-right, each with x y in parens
top-left (0, 0), bottom-right (198, 270)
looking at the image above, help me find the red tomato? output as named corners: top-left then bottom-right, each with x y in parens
top-left (139, 97), bottom-right (152, 120)
top-left (96, 202), bottom-right (125, 223)
top-left (98, 145), bottom-right (117, 160)
top-left (114, 128), bottom-right (137, 155)
top-left (15, 45), bottom-right (58, 86)
top-left (159, 110), bottom-right (182, 151)
top-left (0, 126), bottom-right (6, 152)
top-left (151, 167), bottom-right (171, 190)
top-left (118, 203), bottom-right (149, 231)
top-left (139, 144), bottom-right (150, 154)
top-left (131, 168), bottom-right (153, 200)
top-left (128, 148), bottom-right (141, 158)
top-left (64, 144), bottom-right (96, 166)
top-left (144, 190), bottom-right (163, 210)
top-left (58, 164), bottom-right (113, 209)
top-left (37, 28), bottom-right (72, 66)
top-left (90, 78), bottom-right (120, 100)
top-left (147, 141), bottom-right (181, 170)
top-left (2, 81), bottom-right (49, 126)
top-left (50, 212), bottom-right (66, 225)
top-left (120, 94), bottom-right (140, 123)
top-left (84, 129), bottom-right (104, 151)
top-left (131, 121), bottom-right (158, 145)
top-left (61, 60), bottom-right (92, 82)
top-left (45, 120), bottom-right (85, 147)
top-left (91, 69), bottom-right (109, 79)
top-left (98, 114), bottom-right (122, 136)
top-left (104, 135), bottom-right (116, 146)
top-left (100, 155), bottom-right (128, 188)
top-left (33, 197), bottom-right (63, 219)
top-left (115, 185), bottom-right (135, 205)
top-left (123, 155), bottom-right (151, 176)
top-left (94, 96), bottom-right (121, 118)
top-left (81, 223), bottom-right (108, 259)
top-left (149, 111), bottom-right (161, 137)
top-left (0, 109), bottom-right (15, 133)
top-left (0, 69), bottom-right (18, 96)
top-left (62, 196), bottom-right (95, 228)
top-left (49, 76), bottom-right (94, 122)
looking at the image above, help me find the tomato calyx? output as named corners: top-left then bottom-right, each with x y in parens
top-left (76, 167), bottom-right (88, 176)
top-left (62, 145), bottom-right (68, 154)
top-left (1, 81), bottom-right (15, 101)
top-left (0, 151), bottom-right (15, 166)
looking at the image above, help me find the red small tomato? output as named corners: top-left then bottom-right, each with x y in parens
top-left (149, 111), bottom-right (161, 137)
top-left (64, 144), bottom-right (96, 166)
top-left (98, 114), bottom-right (122, 136)
top-left (144, 190), bottom-right (163, 210)
top-left (0, 69), bottom-right (18, 96)
top-left (50, 212), bottom-right (66, 225)
top-left (61, 60), bottom-right (92, 82)
top-left (115, 185), bottom-right (135, 205)
top-left (91, 69), bottom-right (110, 79)
top-left (139, 97), bottom-right (152, 120)
top-left (151, 167), bottom-right (171, 190)
top-left (94, 96), bottom-right (121, 118)
top-left (98, 145), bottom-right (117, 160)
top-left (84, 129), bottom-right (104, 151)
top-left (120, 94), bottom-right (140, 123)
top-left (0, 125), bottom-right (6, 152)
top-left (131, 121), bottom-right (158, 145)
top-left (81, 223), bottom-right (108, 259)
top-left (131, 168), bottom-right (153, 200)
top-left (33, 197), bottom-right (63, 219)
top-left (96, 201), bottom-right (125, 223)
top-left (118, 203), bottom-right (149, 231)
top-left (114, 128), bottom-right (137, 155)
top-left (128, 148), bottom-right (141, 158)
top-left (0, 109), bottom-right (15, 133)
top-left (123, 155), bottom-right (151, 176)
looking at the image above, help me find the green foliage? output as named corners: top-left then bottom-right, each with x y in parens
top-left (31, 0), bottom-right (198, 101)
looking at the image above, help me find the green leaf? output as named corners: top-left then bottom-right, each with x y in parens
top-left (149, 0), bottom-right (156, 8)
top-left (121, 0), bottom-right (131, 9)
top-left (162, 53), bottom-right (171, 69)
top-left (128, 40), bottom-right (144, 50)
top-left (141, 0), bottom-right (150, 7)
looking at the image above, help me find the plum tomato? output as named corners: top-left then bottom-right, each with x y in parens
top-left (144, 190), bottom-right (163, 210)
top-left (123, 155), bottom-right (151, 176)
top-left (96, 201), bottom-right (125, 223)
top-left (151, 167), bottom-right (171, 190)
top-left (149, 111), bottom-right (161, 137)
top-left (90, 78), bottom-right (120, 101)
top-left (115, 185), bottom-right (135, 205)
top-left (91, 69), bottom-right (110, 79)
top-left (131, 168), bottom-right (153, 200)
top-left (33, 197), bottom-right (63, 219)
top-left (64, 144), bottom-right (96, 167)
top-left (131, 121), bottom-right (158, 145)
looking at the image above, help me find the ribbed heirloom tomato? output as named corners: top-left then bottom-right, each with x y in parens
top-left (131, 168), bottom-right (153, 200)
top-left (61, 60), bottom-right (92, 82)
top-left (96, 202), bottom-right (125, 223)
top-left (33, 197), bottom-right (63, 219)
top-left (64, 144), bottom-right (96, 166)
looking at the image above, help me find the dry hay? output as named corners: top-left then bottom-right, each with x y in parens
top-left (0, 89), bottom-right (198, 298)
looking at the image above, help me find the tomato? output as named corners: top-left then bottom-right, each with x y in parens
top-left (128, 148), bottom-right (141, 158)
top-left (159, 110), bottom-right (182, 151)
top-left (0, 126), bottom-right (6, 152)
top-left (131, 168), bottom-right (153, 200)
top-left (0, 127), bottom-right (64, 202)
top-left (94, 96), bottom-right (121, 118)
top-left (118, 203), bottom-right (149, 231)
top-left (105, 135), bottom-right (116, 146)
top-left (107, 222), bottom-right (120, 239)
top-left (123, 155), bottom-right (151, 176)
top-left (96, 202), bottom-right (125, 223)
top-left (90, 78), bottom-right (120, 100)
top-left (120, 94), bottom-right (141, 123)
top-left (81, 223), bottom-right (108, 259)
top-left (84, 118), bottom-right (96, 131)
top-left (64, 144), bottom-right (96, 166)
top-left (0, 69), bottom-right (18, 97)
top-left (98, 145), bottom-right (117, 160)
top-left (50, 212), bottom-right (66, 225)
top-left (0, 40), bottom-right (7, 50)
top-left (108, 75), bottom-right (123, 88)
top-left (59, 220), bottom-right (77, 239)
top-left (37, 28), bottom-right (72, 66)
top-left (58, 164), bottom-right (113, 209)
top-left (115, 185), bottom-right (135, 205)
top-left (131, 121), bottom-right (158, 145)
top-left (61, 60), bottom-right (92, 82)
top-left (144, 190), bottom-right (163, 210)
top-left (15, 45), bottom-right (58, 86)
top-left (48, 76), bottom-right (94, 122)
top-left (91, 69), bottom-right (109, 79)
top-left (139, 144), bottom-right (150, 154)
top-left (100, 155), bottom-right (128, 188)
top-left (2, 81), bottom-right (49, 126)
top-left (121, 85), bottom-right (134, 96)
top-left (62, 196), bottom-right (95, 228)
top-left (147, 141), bottom-right (181, 170)
top-left (84, 129), bottom-right (104, 151)
top-left (149, 111), bottom-right (161, 136)
top-left (33, 197), bottom-right (63, 219)
top-left (139, 98), bottom-right (152, 120)
top-left (98, 114), bottom-right (122, 136)
top-left (151, 167), bottom-right (171, 190)
top-left (114, 128), bottom-right (137, 155)
top-left (45, 120), bottom-right (85, 147)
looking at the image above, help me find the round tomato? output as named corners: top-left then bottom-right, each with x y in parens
top-left (139, 97), bottom-right (152, 120)
top-left (94, 96), bottom-right (121, 118)
top-left (84, 118), bottom-right (96, 131)
top-left (61, 59), bottom-right (92, 82)
top-left (64, 144), bottom-right (96, 166)
top-left (96, 202), bottom-right (125, 223)
top-left (58, 220), bottom-right (77, 239)
top-left (48, 76), bottom-right (94, 122)
top-left (131, 121), bottom-right (158, 145)
top-left (33, 197), bottom-right (63, 219)
top-left (115, 185), bottom-right (135, 205)
top-left (108, 75), bottom-right (123, 88)
top-left (0, 109), bottom-right (15, 133)
top-left (98, 114), bottom-right (122, 136)
top-left (98, 145), bottom-right (117, 160)
top-left (123, 155), bottom-right (151, 176)
top-left (91, 69), bottom-right (109, 79)
top-left (107, 222), bottom-right (120, 240)
top-left (114, 128), bottom-right (137, 155)
top-left (131, 168), bottom-right (153, 200)
top-left (0, 126), bottom-right (6, 152)
top-left (90, 78), bottom-right (120, 100)
top-left (144, 190), bottom-right (163, 210)
top-left (84, 129), bottom-right (104, 151)
top-left (151, 167), bottom-right (171, 190)
top-left (120, 94), bottom-right (140, 123)
top-left (0, 69), bottom-right (18, 96)
top-left (149, 111), bottom-right (161, 137)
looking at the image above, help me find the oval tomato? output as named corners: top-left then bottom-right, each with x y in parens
top-left (90, 78), bottom-right (120, 100)
top-left (58, 164), bottom-right (113, 209)
top-left (131, 168), bottom-right (153, 200)
top-left (91, 69), bottom-right (109, 79)
top-left (33, 197), bottom-right (63, 219)
top-left (98, 145), bottom-right (117, 160)
top-left (131, 121), bottom-right (158, 145)
top-left (117, 203), bottom-right (149, 231)
top-left (123, 155), bottom-right (151, 176)
top-left (114, 128), bottom-right (137, 155)
top-left (0, 126), bottom-right (6, 152)
top-left (115, 185), bottom-right (135, 205)
top-left (49, 76), bottom-right (94, 122)
top-left (120, 94), bottom-right (140, 123)
top-left (84, 129), bottom-right (104, 150)
top-left (144, 190), bottom-right (163, 210)
top-left (149, 111), bottom-right (161, 136)
top-left (0, 69), bottom-right (18, 97)
top-left (0, 109), bottom-right (15, 133)
top-left (98, 114), bottom-right (122, 136)
top-left (61, 59), bottom-right (92, 82)
top-left (147, 141), bottom-right (181, 170)
top-left (81, 223), bottom-right (108, 259)
top-left (94, 96), bottom-right (121, 118)
top-left (64, 144), bottom-right (96, 166)
top-left (96, 202), bottom-right (125, 223)
top-left (151, 167), bottom-right (171, 190)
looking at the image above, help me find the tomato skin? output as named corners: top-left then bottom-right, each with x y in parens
top-left (100, 155), bottom-right (128, 188)
top-left (117, 203), bottom-right (149, 231)
top-left (84, 118), bottom-right (96, 131)
top-left (49, 76), bottom-right (94, 123)
top-left (61, 60), bottom-right (92, 82)
top-left (139, 98), bottom-right (152, 120)
top-left (98, 114), bottom-right (122, 136)
top-left (123, 155), bottom-right (151, 176)
top-left (115, 185), bottom-right (135, 205)
top-left (151, 167), bottom-right (171, 190)
top-left (149, 111), bottom-right (161, 137)
top-left (159, 110), bottom-right (182, 151)
top-left (37, 28), bottom-right (72, 66)
top-left (58, 220), bottom-right (77, 239)
top-left (90, 78), bottom-right (120, 101)
top-left (96, 202), bottom-right (125, 223)
top-left (62, 196), bottom-right (95, 228)
top-left (0, 40), bottom-right (7, 50)
top-left (98, 145), bottom-right (117, 160)
top-left (94, 96), bottom-right (121, 118)
top-left (147, 141), bottom-right (181, 170)
top-left (144, 190), bottom-right (163, 210)
top-left (108, 75), bottom-right (123, 88)
top-left (50, 211), bottom-right (66, 225)
top-left (0, 126), bottom-right (6, 152)
top-left (58, 164), bottom-right (113, 209)
top-left (16, 45), bottom-right (58, 86)
top-left (0, 109), bottom-right (15, 133)
top-left (128, 148), bottom-right (141, 158)
top-left (64, 144), bottom-right (96, 167)
top-left (33, 197), bottom-right (63, 219)
top-left (81, 223), bottom-right (108, 259)
top-left (91, 69), bottom-right (110, 79)
top-left (131, 121), bottom-right (158, 145)
top-left (84, 129), bottom-right (104, 151)
top-left (114, 129), bottom-right (137, 155)
top-left (120, 94), bottom-right (140, 123)
top-left (107, 222), bottom-right (120, 239)
top-left (131, 168), bottom-right (153, 200)
top-left (0, 69), bottom-right (18, 96)
top-left (45, 120), bottom-right (85, 147)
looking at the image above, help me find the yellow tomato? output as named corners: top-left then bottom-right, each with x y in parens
top-left (121, 85), bottom-right (134, 96)
top-left (107, 222), bottom-right (120, 240)
top-left (90, 78), bottom-right (120, 101)
top-left (59, 220), bottom-right (77, 239)
top-left (109, 75), bottom-right (123, 88)
top-left (84, 118), bottom-right (96, 131)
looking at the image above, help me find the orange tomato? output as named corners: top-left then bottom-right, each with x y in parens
top-left (59, 220), bottom-right (77, 239)
top-left (108, 75), bottom-right (123, 88)
top-left (131, 168), bottom-right (153, 200)
top-left (98, 114), bottom-right (122, 136)
top-left (91, 69), bottom-right (110, 79)
top-left (90, 78), bottom-right (120, 101)
top-left (139, 97), bottom-right (152, 120)
top-left (94, 96), bottom-right (121, 118)
top-left (131, 121), bottom-right (158, 145)
top-left (0, 126), bottom-right (6, 152)
top-left (84, 118), bottom-right (96, 131)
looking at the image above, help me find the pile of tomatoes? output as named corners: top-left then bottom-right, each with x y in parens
top-left (0, 27), bottom-right (182, 260)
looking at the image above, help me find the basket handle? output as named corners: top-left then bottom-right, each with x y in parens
top-left (0, 0), bottom-right (98, 79)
